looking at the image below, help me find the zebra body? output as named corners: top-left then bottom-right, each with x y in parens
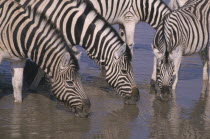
top-left (0, 0), bottom-right (90, 117)
top-left (88, 0), bottom-right (171, 48)
top-left (17, 0), bottom-right (139, 104)
top-left (152, 0), bottom-right (210, 100)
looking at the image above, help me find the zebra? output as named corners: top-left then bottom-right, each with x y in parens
top-left (0, 0), bottom-right (90, 117)
top-left (152, 0), bottom-right (210, 100)
top-left (16, 0), bottom-right (139, 104)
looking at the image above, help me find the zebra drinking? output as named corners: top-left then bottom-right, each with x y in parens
top-left (0, 0), bottom-right (90, 117)
top-left (17, 0), bottom-right (139, 104)
top-left (152, 0), bottom-right (210, 100)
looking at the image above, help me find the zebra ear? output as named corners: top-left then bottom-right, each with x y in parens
top-left (152, 44), bottom-right (163, 59)
top-left (128, 43), bottom-right (134, 56)
top-left (60, 52), bottom-right (71, 69)
top-left (114, 43), bottom-right (126, 59)
top-left (169, 46), bottom-right (181, 59)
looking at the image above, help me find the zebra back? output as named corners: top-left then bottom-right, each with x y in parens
top-left (88, 0), bottom-right (171, 29)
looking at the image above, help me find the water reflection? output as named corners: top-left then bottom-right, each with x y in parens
top-left (178, 80), bottom-right (210, 138)
top-left (149, 81), bottom-right (210, 138)
top-left (9, 95), bottom-right (91, 138)
top-left (149, 90), bottom-right (180, 138)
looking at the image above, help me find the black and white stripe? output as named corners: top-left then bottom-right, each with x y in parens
top-left (17, 0), bottom-right (139, 104)
top-left (88, 0), bottom-right (171, 48)
top-left (0, 0), bottom-right (90, 117)
top-left (17, 0), bottom-right (171, 53)
top-left (152, 0), bottom-right (210, 99)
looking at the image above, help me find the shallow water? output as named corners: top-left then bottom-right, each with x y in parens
top-left (0, 1), bottom-right (210, 139)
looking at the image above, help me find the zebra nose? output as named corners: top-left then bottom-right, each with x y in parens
top-left (74, 99), bottom-right (91, 118)
top-left (159, 86), bottom-right (172, 101)
top-left (124, 87), bottom-right (140, 105)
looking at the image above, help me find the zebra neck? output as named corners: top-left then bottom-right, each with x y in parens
top-left (136, 0), bottom-right (170, 29)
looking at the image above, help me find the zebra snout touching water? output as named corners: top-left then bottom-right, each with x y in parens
top-left (17, 0), bottom-right (140, 104)
top-left (152, 47), bottom-right (177, 101)
top-left (0, 0), bottom-right (90, 117)
top-left (51, 53), bottom-right (90, 117)
top-left (151, 0), bottom-right (210, 101)
top-left (105, 45), bottom-right (139, 104)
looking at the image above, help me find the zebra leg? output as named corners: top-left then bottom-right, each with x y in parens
top-left (151, 56), bottom-right (157, 88)
top-left (124, 23), bottom-right (136, 55)
top-left (199, 48), bottom-right (209, 81)
top-left (29, 68), bottom-right (45, 90)
top-left (10, 60), bottom-right (26, 103)
top-left (172, 57), bottom-right (182, 90)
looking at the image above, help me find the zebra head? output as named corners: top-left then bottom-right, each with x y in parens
top-left (105, 43), bottom-right (139, 104)
top-left (152, 45), bottom-right (180, 101)
top-left (51, 52), bottom-right (90, 117)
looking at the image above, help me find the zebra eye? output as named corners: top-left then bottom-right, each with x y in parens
top-left (121, 69), bottom-right (127, 74)
top-left (67, 80), bottom-right (74, 85)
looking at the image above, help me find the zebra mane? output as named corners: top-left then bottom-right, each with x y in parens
top-left (162, 14), bottom-right (171, 63)
top-left (154, 12), bottom-right (171, 63)
top-left (81, 0), bottom-right (125, 42)
top-left (82, 0), bottom-right (133, 60)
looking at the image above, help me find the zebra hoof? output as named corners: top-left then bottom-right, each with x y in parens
top-left (124, 87), bottom-right (140, 105)
top-left (14, 99), bottom-right (22, 103)
top-left (74, 99), bottom-right (91, 118)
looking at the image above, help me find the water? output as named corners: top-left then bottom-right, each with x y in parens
top-left (0, 2), bottom-right (210, 139)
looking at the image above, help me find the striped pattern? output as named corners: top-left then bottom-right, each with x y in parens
top-left (87, 0), bottom-right (171, 47)
top-left (0, 0), bottom-right (90, 117)
top-left (153, 0), bottom-right (210, 95)
top-left (17, 0), bottom-right (139, 103)
top-left (155, 55), bottom-right (175, 90)
top-left (89, 0), bottom-right (170, 28)
top-left (17, 0), bottom-right (171, 51)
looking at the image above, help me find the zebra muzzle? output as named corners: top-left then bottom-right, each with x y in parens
top-left (158, 86), bottom-right (172, 101)
top-left (124, 87), bottom-right (140, 105)
top-left (74, 99), bottom-right (91, 118)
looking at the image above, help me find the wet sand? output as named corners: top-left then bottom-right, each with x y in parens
top-left (0, 1), bottom-right (210, 138)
